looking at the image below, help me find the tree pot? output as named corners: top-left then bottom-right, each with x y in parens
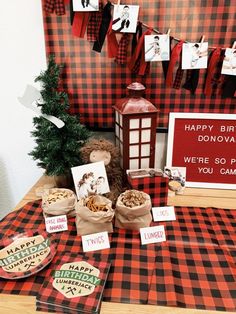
top-left (53, 172), bottom-right (74, 188)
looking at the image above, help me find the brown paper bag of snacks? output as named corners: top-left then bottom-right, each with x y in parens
top-left (42, 188), bottom-right (77, 218)
top-left (115, 190), bottom-right (152, 230)
top-left (75, 195), bottom-right (114, 236)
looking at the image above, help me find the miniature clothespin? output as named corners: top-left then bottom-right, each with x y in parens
top-left (116, 0), bottom-right (120, 13)
top-left (166, 29), bottom-right (171, 41)
top-left (199, 35), bottom-right (205, 49)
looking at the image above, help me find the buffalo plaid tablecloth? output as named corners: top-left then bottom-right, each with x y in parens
top-left (148, 243), bottom-right (236, 312)
top-left (1, 200), bottom-right (236, 312)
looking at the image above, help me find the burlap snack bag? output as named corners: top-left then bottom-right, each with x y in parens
top-left (42, 188), bottom-right (77, 218)
top-left (115, 190), bottom-right (152, 230)
top-left (75, 195), bottom-right (114, 236)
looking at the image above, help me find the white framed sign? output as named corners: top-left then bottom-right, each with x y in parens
top-left (166, 112), bottom-right (236, 189)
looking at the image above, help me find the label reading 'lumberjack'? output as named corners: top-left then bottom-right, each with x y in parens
top-left (0, 235), bottom-right (50, 273)
top-left (53, 261), bottom-right (101, 298)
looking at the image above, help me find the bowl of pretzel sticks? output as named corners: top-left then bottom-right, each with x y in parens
top-left (84, 195), bottom-right (111, 212)
top-left (75, 195), bottom-right (115, 235)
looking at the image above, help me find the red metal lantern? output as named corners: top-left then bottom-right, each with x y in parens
top-left (114, 82), bottom-right (158, 171)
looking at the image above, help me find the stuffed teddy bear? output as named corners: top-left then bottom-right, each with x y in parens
top-left (80, 138), bottom-right (124, 203)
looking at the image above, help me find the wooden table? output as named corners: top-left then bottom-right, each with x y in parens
top-left (1, 176), bottom-right (236, 314)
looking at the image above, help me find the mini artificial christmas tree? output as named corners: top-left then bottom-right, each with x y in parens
top-left (29, 55), bottom-right (91, 183)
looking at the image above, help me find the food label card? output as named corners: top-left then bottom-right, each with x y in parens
top-left (82, 232), bottom-right (110, 252)
top-left (140, 225), bottom-right (166, 245)
top-left (45, 215), bottom-right (68, 233)
top-left (152, 206), bottom-right (176, 222)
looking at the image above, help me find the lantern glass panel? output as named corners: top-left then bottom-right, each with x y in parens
top-left (130, 130), bottom-right (139, 143)
top-left (115, 137), bottom-right (120, 147)
top-left (141, 129), bottom-right (151, 142)
top-left (120, 114), bottom-right (123, 127)
top-left (129, 159), bottom-right (139, 169)
top-left (120, 128), bottom-right (123, 141)
top-left (115, 111), bottom-right (119, 123)
top-left (141, 158), bottom-right (150, 168)
top-left (120, 143), bottom-right (123, 155)
top-left (115, 124), bottom-right (119, 137)
top-left (129, 119), bottom-right (140, 129)
top-left (141, 118), bottom-right (151, 128)
top-left (141, 144), bottom-right (150, 156)
top-left (129, 145), bottom-right (139, 157)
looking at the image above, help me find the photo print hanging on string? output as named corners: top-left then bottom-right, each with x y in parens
top-left (182, 42), bottom-right (208, 69)
top-left (221, 48), bottom-right (236, 76)
top-left (112, 4), bottom-right (139, 33)
top-left (72, 0), bottom-right (98, 11)
top-left (145, 34), bottom-right (170, 62)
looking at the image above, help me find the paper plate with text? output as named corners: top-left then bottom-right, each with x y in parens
top-left (0, 230), bottom-right (57, 279)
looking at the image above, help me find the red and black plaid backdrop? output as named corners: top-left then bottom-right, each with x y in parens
top-left (42, 0), bottom-right (235, 129)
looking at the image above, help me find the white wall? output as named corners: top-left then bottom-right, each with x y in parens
top-left (0, 0), bottom-right (45, 219)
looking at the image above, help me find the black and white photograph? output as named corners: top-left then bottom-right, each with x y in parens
top-left (112, 4), bottom-right (139, 33)
top-left (72, 0), bottom-right (99, 12)
top-left (145, 34), bottom-right (170, 62)
top-left (221, 48), bottom-right (236, 76)
top-left (71, 161), bottom-right (110, 199)
top-left (182, 42), bottom-right (208, 69)
top-left (164, 166), bottom-right (186, 190)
